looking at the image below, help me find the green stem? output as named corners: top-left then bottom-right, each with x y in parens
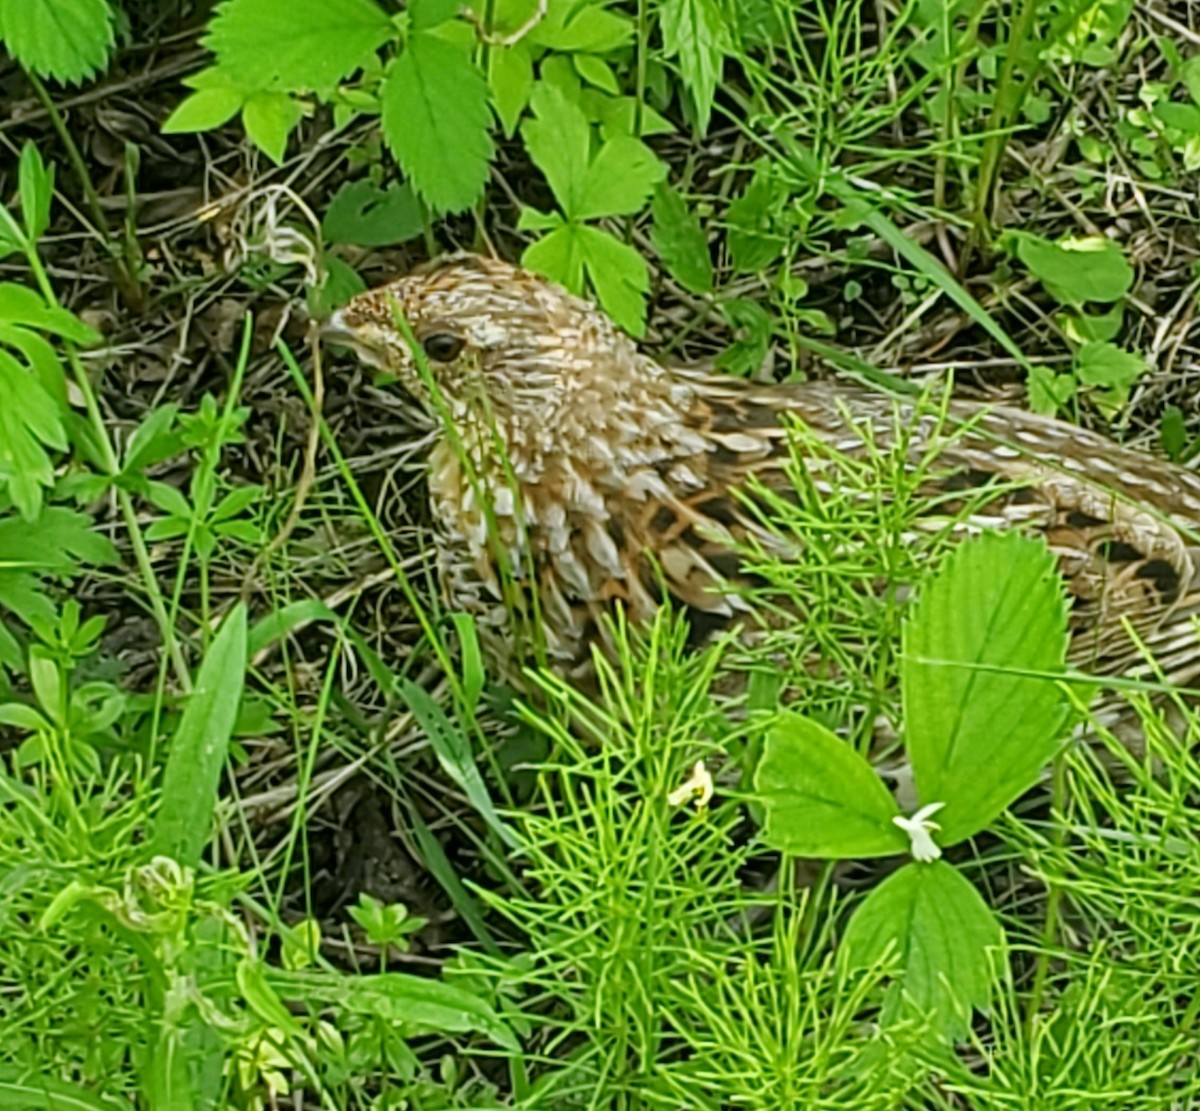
top-left (25, 70), bottom-right (144, 310)
top-left (1024, 750), bottom-right (1068, 1038)
top-left (971, 0), bottom-right (1043, 237)
top-left (18, 235), bottom-right (191, 691)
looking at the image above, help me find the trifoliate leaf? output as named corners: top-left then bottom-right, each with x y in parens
top-left (716, 298), bottom-right (772, 375)
top-left (1009, 231), bottom-right (1133, 305)
top-left (756, 713), bottom-right (906, 858)
top-left (408, 0), bottom-right (459, 30)
top-left (574, 134), bottom-right (665, 219)
top-left (727, 168), bottom-right (786, 272)
top-left (651, 182), bottom-right (713, 294)
top-left (659, 0), bottom-right (728, 132)
top-left (0, 0), bottom-right (115, 84)
top-left (204, 0), bottom-right (393, 91)
top-left (323, 179), bottom-right (424, 247)
top-left (380, 34), bottom-right (493, 214)
top-left (1026, 365), bottom-right (1075, 415)
top-left (902, 531), bottom-right (1070, 844)
top-left (841, 860), bottom-right (1006, 1040)
top-left (242, 91), bottom-right (305, 164)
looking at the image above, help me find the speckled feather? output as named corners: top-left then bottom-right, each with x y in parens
top-left (327, 253), bottom-right (1200, 690)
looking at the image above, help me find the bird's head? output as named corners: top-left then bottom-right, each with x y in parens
top-left (323, 253), bottom-right (648, 423)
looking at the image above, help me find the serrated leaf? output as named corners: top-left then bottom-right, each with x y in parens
top-left (380, 34), bottom-right (493, 214)
top-left (162, 86), bottom-right (246, 133)
top-left (575, 134), bottom-right (665, 219)
top-left (651, 182), bottom-right (713, 293)
top-left (522, 224), bottom-right (584, 301)
top-left (1026, 365), bottom-right (1075, 415)
top-left (727, 168), bottom-right (786, 272)
top-left (716, 297), bottom-right (772, 375)
top-left (902, 531), bottom-right (1070, 844)
top-left (841, 860), bottom-right (1006, 1040)
top-left (18, 144), bottom-right (53, 242)
top-left (0, 324), bottom-right (67, 407)
top-left (659, 0), bottom-right (727, 132)
top-left (323, 179), bottom-right (424, 246)
top-left (0, 0), bottom-right (115, 84)
top-left (242, 90), bottom-right (304, 164)
top-left (577, 224), bottom-right (650, 336)
top-left (488, 42), bottom-right (534, 137)
top-left (203, 0), bottom-right (393, 91)
top-left (756, 713), bottom-right (906, 858)
top-left (1010, 231), bottom-right (1133, 305)
top-left (150, 603), bottom-right (247, 867)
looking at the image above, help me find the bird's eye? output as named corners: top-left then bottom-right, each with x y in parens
top-left (421, 332), bottom-right (465, 362)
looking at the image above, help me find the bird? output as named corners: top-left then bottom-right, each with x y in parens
top-left (323, 252), bottom-right (1200, 699)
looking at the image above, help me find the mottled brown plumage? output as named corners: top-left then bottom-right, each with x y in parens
top-left (325, 253), bottom-right (1200, 695)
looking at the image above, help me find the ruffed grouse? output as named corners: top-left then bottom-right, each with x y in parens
top-left (325, 253), bottom-right (1200, 697)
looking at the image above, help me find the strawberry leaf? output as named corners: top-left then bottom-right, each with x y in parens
top-left (381, 34), bottom-right (493, 214)
top-left (204, 0), bottom-right (393, 91)
top-left (0, 0), bottom-right (115, 85)
top-left (651, 182), bottom-right (713, 294)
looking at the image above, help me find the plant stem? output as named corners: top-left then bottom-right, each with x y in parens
top-left (19, 239), bottom-right (191, 692)
top-left (25, 70), bottom-right (144, 311)
top-left (1024, 750), bottom-right (1068, 1037)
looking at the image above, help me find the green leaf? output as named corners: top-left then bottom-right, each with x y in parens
top-left (408, 0), bottom-right (459, 29)
top-left (162, 86), bottom-right (246, 133)
top-left (902, 532), bottom-right (1070, 844)
top-left (650, 182), bottom-right (713, 294)
top-left (0, 351), bottom-right (67, 520)
top-left (577, 224), bottom-right (651, 336)
top-left (756, 713), bottom-right (906, 858)
top-left (521, 81), bottom-right (590, 215)
top-left (242, 90), bottom-right (305, 164)
top-left (715, 297), bottom-right (772, 375)
top-left (521, 222), bottom-right (583, 293)
top-left (659, 0), bottom-right (727, 132)
top-left (0, 0), bottom-right (115, 84)
top-left (0, 283), bottom-right (100, 345)
top-left (307, 254), bottom-right (367, 317)
top-left (399, 678), bottom-right (520, 849)
top-left (1153, 101), bottom-right (1200, 134)
top-left (574, 134), bottom-right (665, 219)
top-left (0, 506), bottom-right (117, 573)
top-left (572, 52), bottom-right (619, 94)
top-left (150, 603), bottom-right (248, 867)
top-left (323, 179), bottom-right (424, 246)
top-left (1060, 303), bottom-right (1123, 344)
top-left (203, 0), bottom-right (394, 91)
top-left (1073, 341), bottom-right (1145, 390)
top-left (271, 967), bottom-right (519, 1050)
top-left (380, 34), bottom-right (493, 213)
top-left (1026, 365), bottom-right (1076, 415)
top-left (0, 1065), bottom-right (132, 1109)
top-left (488, 42), bottom-right (534, 137)
top-left (529, 0), bottom-right (633, 52)
top-left (727, 168), bottom-right (786, 272)
top-left (18, 144), bottom-right (53, 242)
top-left (841, 860), bottom-right (1006, 1040)
top-left (1009, 231), bottom-right (1133, 305)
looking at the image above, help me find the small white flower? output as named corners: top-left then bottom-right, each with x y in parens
top-left (668, 760), bottom-right (714, 810)
top-left (893, 801), bottom-right (946, 863)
